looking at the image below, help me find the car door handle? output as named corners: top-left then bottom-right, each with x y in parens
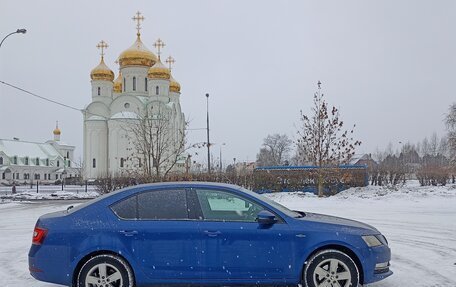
top-left (119, 230), bottom-right (138, 236)
top-left (203, 230), bottom-right (221, 237)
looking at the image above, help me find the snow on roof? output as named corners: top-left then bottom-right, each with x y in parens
top-left (0, 139), bottom-right (61, 159)
top-left (111, 111), bottom-right (139, 119)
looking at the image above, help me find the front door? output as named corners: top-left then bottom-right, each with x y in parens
top-left (192, 188), bottom-right (295, 282)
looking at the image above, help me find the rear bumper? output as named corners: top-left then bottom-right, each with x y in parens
top-left (28, 244), bottom-right (72, 286)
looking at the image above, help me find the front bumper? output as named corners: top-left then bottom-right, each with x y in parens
top-left (362, 244), bottom-right (393, 284)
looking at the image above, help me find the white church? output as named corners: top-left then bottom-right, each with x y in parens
top-left (0, 125), bottom-right (78, 185)
top-left (83, 12), bottom-right (186, 180)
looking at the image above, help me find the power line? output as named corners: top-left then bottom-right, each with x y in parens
top-left (0, 79), bottom-right (203, 131)
top-left (1, 80), bottom-right (82, 112)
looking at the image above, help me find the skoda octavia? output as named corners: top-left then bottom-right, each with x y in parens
top-left (29, 182), bottom-right (392, 287)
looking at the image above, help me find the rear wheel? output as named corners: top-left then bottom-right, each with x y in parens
top-left (77, 254), bottom-right (134, 287)
top-left (303, 249), bottom-right (359, 287)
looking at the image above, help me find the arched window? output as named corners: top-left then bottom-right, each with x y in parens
top-left (145, 78), bottom-right (148, 91)
top-left (24, 157), bottom-right (28, 165)
top-left (93, 158), bottom-right (96, 168)
top-left (57, 160), bottom-right (60, 167)
top-left (36, 157), bottom-right (40, 165)
top-left (97, 87), bottom-right (101, 96)
top-left (123, 78), bottom-right (126, 92)
top-left (0, 157), bottom-right (3, 165)
top-left (133, 77), bottom-right (136, 91)
top-left (155, 86), bottom-right (159, 95)
top-left (120, 158), bottom-right (124, 168)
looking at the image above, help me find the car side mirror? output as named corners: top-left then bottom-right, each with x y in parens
top-left (257, 210), bottom-right (277, 225)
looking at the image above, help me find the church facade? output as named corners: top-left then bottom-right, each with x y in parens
top-left (83, 12), bottom-right (186, 180)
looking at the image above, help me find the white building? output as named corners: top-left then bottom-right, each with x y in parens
top-left (0, 126), bottom-right (78, 185)
top-left (83, 13), bottom-right (185, 179)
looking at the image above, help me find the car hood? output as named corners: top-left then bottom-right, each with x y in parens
top-left (299, 212), bottom-right (379, 234)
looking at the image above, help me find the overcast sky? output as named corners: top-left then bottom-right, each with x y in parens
top-left (1, 0), bottom-right (455, 166)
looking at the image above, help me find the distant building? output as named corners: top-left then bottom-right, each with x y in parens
top-left (83, 12), bottom-right (185, 179)
top-left (349, 154), bottom-right (378, 172)
top-left (0, 125), bottom-right (78, 185)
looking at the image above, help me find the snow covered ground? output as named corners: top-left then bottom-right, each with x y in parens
top-left (0, 185), bottom-right (98, 201)
top-left (0, 181), bottom-right (455, 286)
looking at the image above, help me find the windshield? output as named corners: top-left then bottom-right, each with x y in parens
top-left (240, 187), bottom-right (303, 218)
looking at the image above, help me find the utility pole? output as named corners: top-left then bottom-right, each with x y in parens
top-left (206, 93), bottom-right (211, 174)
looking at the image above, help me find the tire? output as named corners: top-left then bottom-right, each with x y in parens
top-left (77, 254), bottom-right (134, 287)
top-left (303, 249), bottom-right (359, 287)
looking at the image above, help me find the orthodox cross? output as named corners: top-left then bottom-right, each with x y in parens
top-left (165, 56), bottom-right (175, 70)
top-left (96, 40), bottom-right (108, 58)
top-left (154, 38), bottom-right (166, 59)
top-left (132, 11), bottom-right (145, 36)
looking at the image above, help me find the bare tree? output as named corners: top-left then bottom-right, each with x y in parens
top-left (256, 134), bottom-right (292, 167)
top-left (446, 103), bottom-right (456, 182)
top-left (125, 103), bottom-right (187, 181)
top-left (446, 103), bottom-right (456, 161)
top-left (295, 82), bottom-right (361, 196)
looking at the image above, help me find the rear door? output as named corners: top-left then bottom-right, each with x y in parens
top-left (112, 188), bottom-right (201, 281)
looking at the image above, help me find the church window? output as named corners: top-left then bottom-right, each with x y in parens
top-left (44, 174), bottom-right (47, 180)
top-left (133, 77), bottom-right (136, 91)
top-left (93, 158), bottom-right (96, 168)
top-left (55, 174), bottom-right (58, 180)
top-left (123, 78), bottom-right (126, 92)
top-left (46, 159), bottom-right (49, 166)
top-left (97, 87), bottom-right (101, 96)
top-left (145, 78), bottom-right (148, 91)
top-left (138, 158), bottom-right (142, 168)
top-left (2, 173), bottom-right (4, 180)
top-left (57, 160), bottom-right (60, 167)
top-left (67, 151), bottom-right (70, 159)
top-left (23, 157), bottom-right (27, 165)
top-left (124, 103), bottom-right (130, 109)
top-left (36, 157), bottom-right (40, 165)
top-left (13, 173), bottom-right (15, 179)
top-left (0, 157), bottom-right (3, 165)
top-left (120, 158), bottom-right (125, 168)
top-left (16, 173), bottom-right (19, 179)
top-left (155, 86), bottom-right (159, 95)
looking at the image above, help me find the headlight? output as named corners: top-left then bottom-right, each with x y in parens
top-left (362, 235), bottom-right (383, 247)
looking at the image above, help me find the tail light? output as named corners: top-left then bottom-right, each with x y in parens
top-left (32, 227), bottom-right (47, 245)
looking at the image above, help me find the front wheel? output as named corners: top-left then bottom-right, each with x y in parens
top-left (303, 249), bottom-right (359, 287)
top-left (77, 254), bottom-right (134, 287)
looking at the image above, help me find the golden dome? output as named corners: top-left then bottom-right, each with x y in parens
top-left (148, 59), bottom-right (171, 80)
top-left (113, 71), bottom-right (122, 93)
top-left (90, 57), bottom-right (114, 81)
top-left (53, 127), bottom-right (61, 135)
top-left (169, 75), bottom-right (181, 93)
top-left (119, 36), bottom-right (157, 68)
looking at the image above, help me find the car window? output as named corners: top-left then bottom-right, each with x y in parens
top-left (111, 195), bottom-right (137, 219)
top-left (195, 189), bottom-right (264, 222)
top-left (137, 189), bottom-right (188, 220)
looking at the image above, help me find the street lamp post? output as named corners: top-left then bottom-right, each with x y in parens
top-left (206, 93), bottom-right (211, 174)
top-left (0, 29), bottom-right (27, 48)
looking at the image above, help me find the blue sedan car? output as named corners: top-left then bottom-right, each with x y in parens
top-left (29, 182), bottom-right (392, 287)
